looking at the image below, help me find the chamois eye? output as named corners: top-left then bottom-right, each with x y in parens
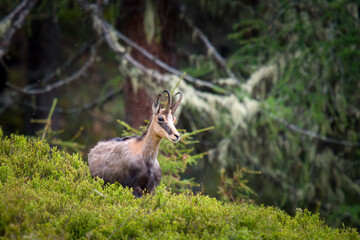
top-left (158, 117), bottom-right (164, 122)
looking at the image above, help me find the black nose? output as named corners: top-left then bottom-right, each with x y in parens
top-left (174, 134), bottom-right (180, 140)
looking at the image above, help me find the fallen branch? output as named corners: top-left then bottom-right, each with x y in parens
top-left (0, 0), bottom-right (37, 59)
top-left (6, 43), bottom-right (97, 94)
top-left (78, 0), bottom-right (224, 92)
top-left (181, 14), bottom-right (242, 82)
top-left (102, 22), bottom-right (223, 91)
top-left (40, 39), bottom-right (98, 86)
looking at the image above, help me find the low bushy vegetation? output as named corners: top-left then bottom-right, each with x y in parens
top-left (0, 129), bottom-right (358, 239)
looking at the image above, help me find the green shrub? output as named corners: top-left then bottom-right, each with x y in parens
top-left (0, 129), bottom-right (358, 239)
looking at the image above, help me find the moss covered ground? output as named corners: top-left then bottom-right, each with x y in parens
top-left (0, 129), bottom-right (359, 239)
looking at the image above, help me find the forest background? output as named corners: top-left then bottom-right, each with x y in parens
top-left (0, 0), bottom-right (359, 230)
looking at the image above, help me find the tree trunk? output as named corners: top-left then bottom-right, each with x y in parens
top-left (119, 0), bottom-right (177, 129)
top-left (24, 2), bottom-right (60, 135)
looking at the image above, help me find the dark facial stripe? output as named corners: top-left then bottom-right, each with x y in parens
top-left (159, 122), bottom-right (173, 135)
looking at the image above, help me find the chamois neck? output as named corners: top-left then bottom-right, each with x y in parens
top-left (139, 123), bottom-right (161, 162)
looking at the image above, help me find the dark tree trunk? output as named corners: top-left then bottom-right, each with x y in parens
top-left (119, 0), bottom-right (177, 129)
top-left (24, 2), bottom-right (61, 135)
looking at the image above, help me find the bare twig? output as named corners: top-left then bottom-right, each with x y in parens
top-left (181, 14), bottom-right (241, 82)
top-left (6, 44), bottom-right (97, 94)
top-left (0, 0), bottom-right (37, 59)
top-left (265, 111), bottom-right (360, 147)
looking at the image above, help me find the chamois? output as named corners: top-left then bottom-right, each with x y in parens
top-left (88, 90), bottom-right (182, 197)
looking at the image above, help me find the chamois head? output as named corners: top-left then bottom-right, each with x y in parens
top-left (151, 90), bottom-right (182, 142)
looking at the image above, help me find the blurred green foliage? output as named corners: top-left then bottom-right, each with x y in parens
top-left (0, 129), bottom-right (358, 239)
top-left (224, 0), bottom-right (360, 229)
top-left (178, 0), bottom-right (360, 231)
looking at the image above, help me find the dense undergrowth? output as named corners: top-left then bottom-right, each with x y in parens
top-left (0, 129), bottom-right (359, 239)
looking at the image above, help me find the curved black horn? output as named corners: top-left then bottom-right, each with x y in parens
top-left (163, 89), bottom-right (172, 113)
top-left (170, 91), bottom-right (182, 114)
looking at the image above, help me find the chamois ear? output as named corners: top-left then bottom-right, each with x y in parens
top-left (152, 94), bottom-right (161, 114)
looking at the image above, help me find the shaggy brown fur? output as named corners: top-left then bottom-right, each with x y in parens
top-left (88, 90), bottom-right (182, 197)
